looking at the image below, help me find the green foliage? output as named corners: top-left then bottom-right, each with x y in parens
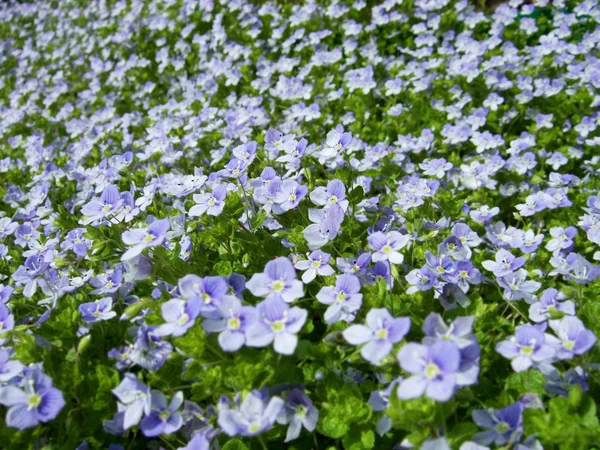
top-left (1, 0), bottom-right (600, 449)
top-left (523, 389), bottom-right (600, 449)
top-left (222, 439), bottom-right (250, 450)
top-left (317, 374), bottom-right (372, 439)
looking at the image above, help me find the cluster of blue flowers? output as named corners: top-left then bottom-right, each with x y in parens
top-left (1, 0), bottom-right (600, 448)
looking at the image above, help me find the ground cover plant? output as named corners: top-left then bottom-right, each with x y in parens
top-left (1, 0), bottom-right (600, 448)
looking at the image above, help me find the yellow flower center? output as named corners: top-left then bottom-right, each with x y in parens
top-left (178, 313), bottom-right (190, 325)
top-left (496, 422), bottom-right (510, 433)
top-left (271, 321), bottom-right (285, 332)
top-left (425, 363), bottom-right (441, 379)
top-left (296, 405), bottom-right (307, 417)
top-left (248, 422), bottom-right (261, 433)
top-left (520, 345), bottom-right (533, 355)
top-left (27, 394), bottom-right (42, 410)
top-left (228, 317), bottom-right (241, 330)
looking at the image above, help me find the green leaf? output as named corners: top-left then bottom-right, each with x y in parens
top-left (569, 384), bottom-right (583, 409)
top-left (578, 395), bottom-right (598, 428)
top-left (189, 365), bottom-right (223, 400)
top-left (386, 395), bottom-right (437, 432)
top-left (213, 260), bottom-right (233, 276)
top-left (320, 411), bottom-right (349, 439)
top-left (251, 209), bottom-right (268, 228)
top-left (505, 370), bottom-right (546, 396)
top-left (65, 347), bottom-right (77, 363)
top-left (222, 439), bottom-right (249, 450)
top-left (348, 185), bottom-right (364, 205)
top-left (317, 373), bottom-right (372, 439)
top-left (447, 422), bottom-right (479, 446)
top-left (173, 325), bottom-right (205, 359)
top-left (77, 334), bottom-right (92, 357)
top-left (523, 395), bottom-right (600, 449)
top-left (342, 426), bottom-right (375, 450)
top-left (122, 300), bottom-right (147, 320)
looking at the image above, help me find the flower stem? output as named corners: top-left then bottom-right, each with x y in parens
top-left (258, 435), bottom-right (268, 450)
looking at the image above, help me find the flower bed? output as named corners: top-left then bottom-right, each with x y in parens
top-left (1, 0), bottom-right (600, 449)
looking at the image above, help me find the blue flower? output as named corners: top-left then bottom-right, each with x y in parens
top-left (316, 274), bottom-right (363, 324)
top-left (246, 298), bottom-right (307, 355)
top-left (80, 184), bottom-right (123, 225)
top-left (111, 373), bottom-right (151, 430)
top-left (546, 316), bottom-right (596, 360)
top-left (12, 255), bottom-right (49, 298)
top-left (140, 391), bottom-right (183, 437)
top-left (132, 325), bottom-right (173, 371)
top-left (246, 257), bottom-right (304, 303)
top-left (218, 390), bottom-right (284, 437)
top-left (121, 217), bottom-right (170, 261)
top-left (310, 179), bottom-right (349, 212)
top-left (528, 288), bottom-right (575, 323)
top-left (0, 367), bottom-right (65, 430)
top-left (201, 295), bottom-right (256, 352)
top-left (294, 250), bottom-right (335, 283)
top-left (343, 308), bottom-right (410, 364)
top-left (405, 266), bottom-right (439, 295)
top-left (79, 297), bottom-right (117, 324)
top-left (155, 298), bottom-right (201, 337)
top-left (89, 269), bottom-right (123, 295)
top-left (496, 324), bottom-right (555, 372)
top-left (397, 341), bottom-right (461, 402)
top-left (178, 275), bottom-right (229, 319)
top-left (0, 302), bottom-right (15, 334)
top-left (472, 402), bottom-right (523, 446)
top-left (368, 230), bottom-right (410, 264)
top-left (277, 389), bottom-right (319, 442)
top-left (0, 349), bottom-right (23, 382)
top-left (189, 184), bottom-right (228, 217)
